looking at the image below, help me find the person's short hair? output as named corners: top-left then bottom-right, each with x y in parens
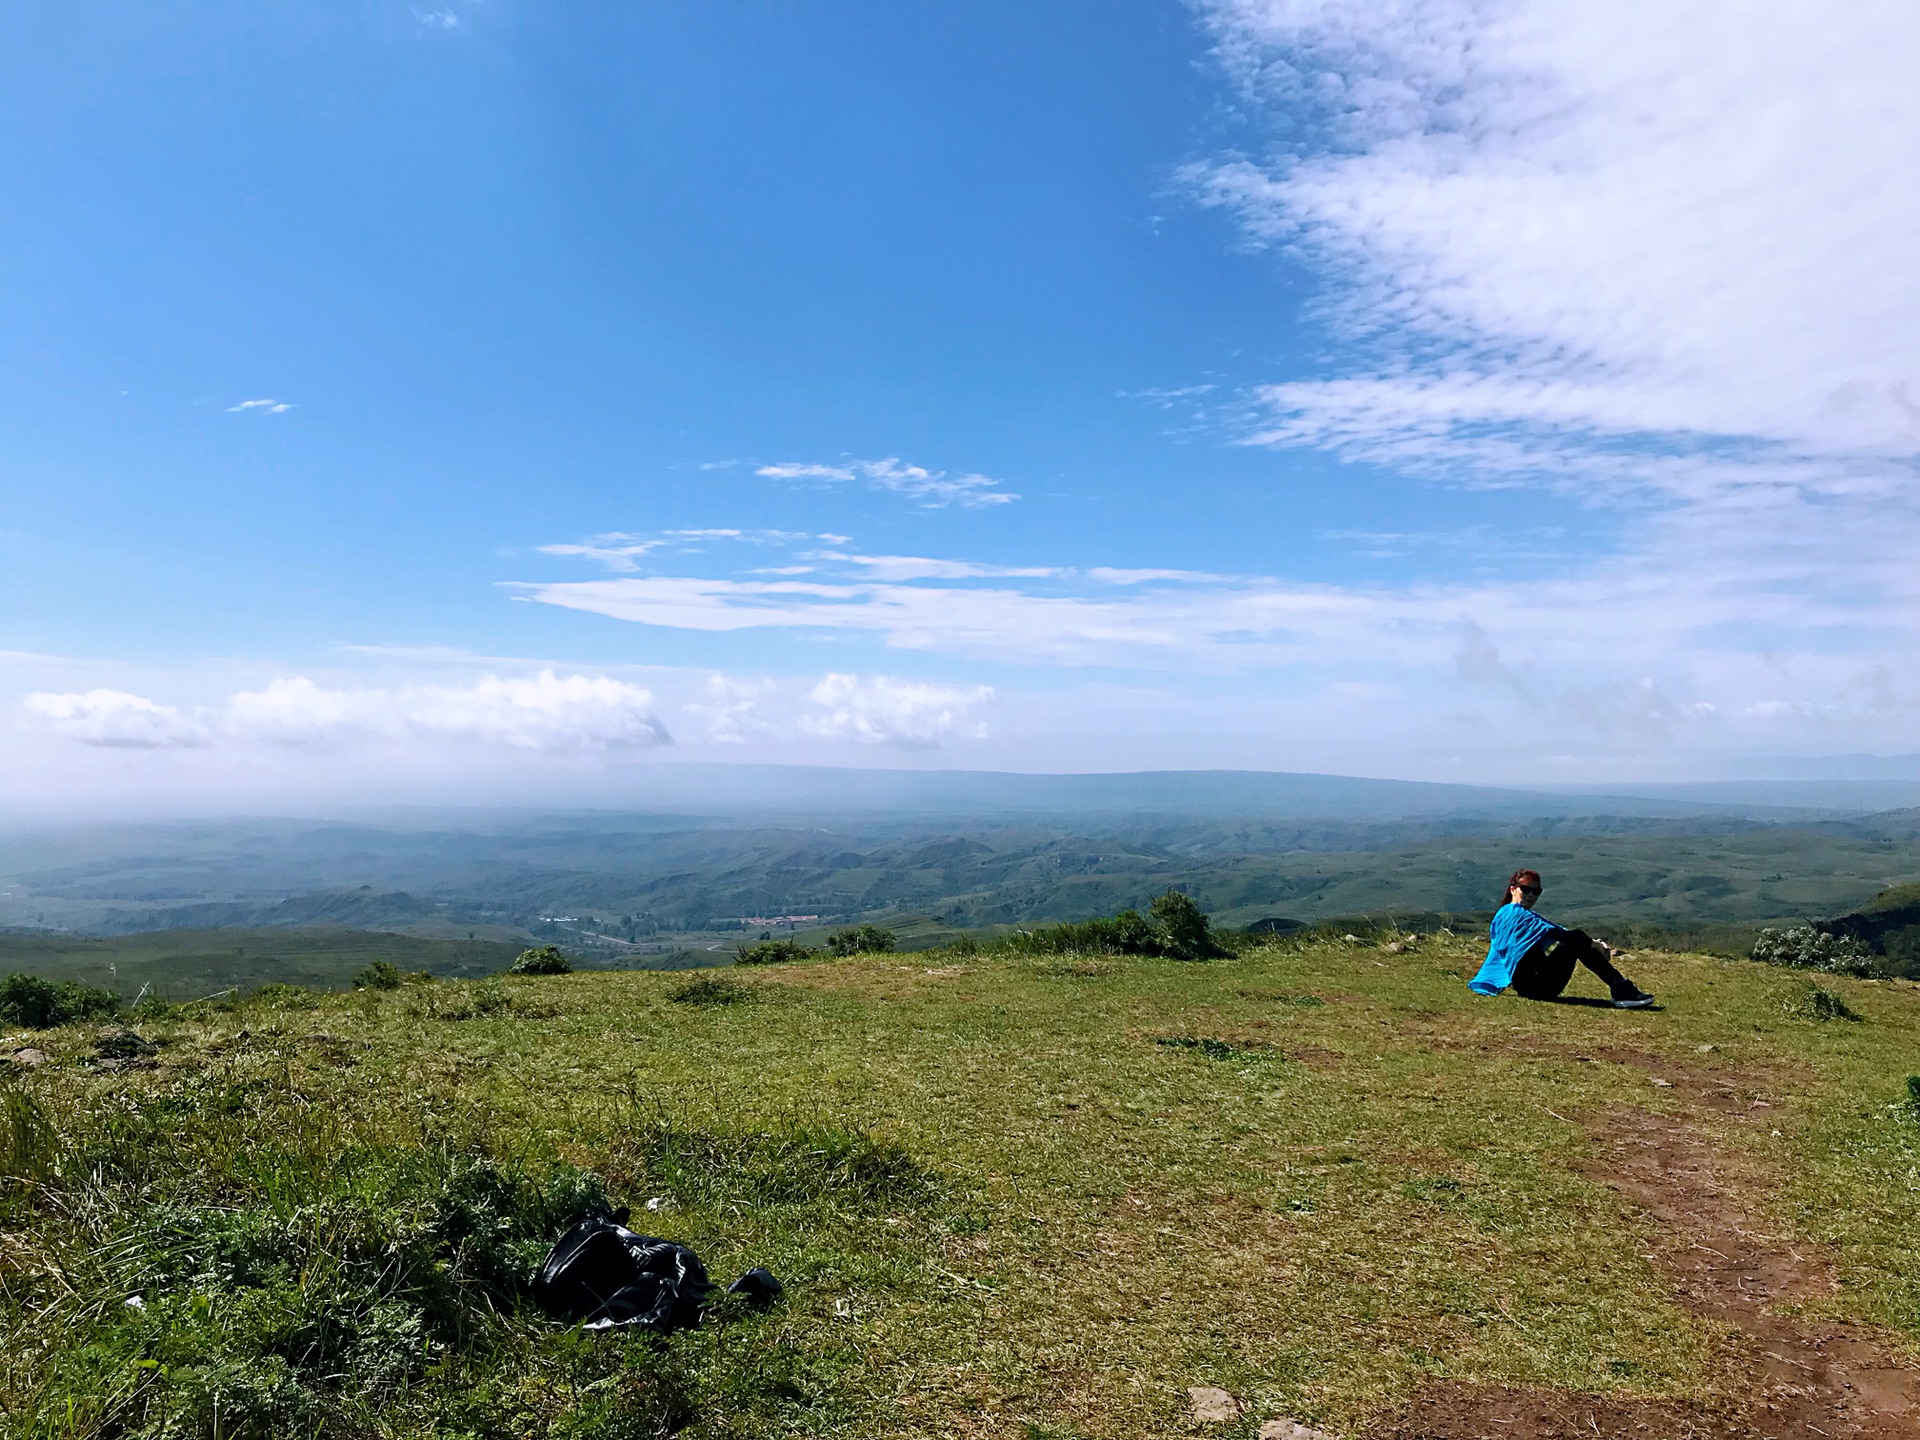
top-left (1505, 868), bottom-right (1543, 904)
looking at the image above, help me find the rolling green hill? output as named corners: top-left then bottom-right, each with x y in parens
top-left (4, 934), bottom-right (1918, 1437)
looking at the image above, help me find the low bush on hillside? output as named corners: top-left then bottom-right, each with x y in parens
top-left (825, 925), bottom-right (896, 956)
top-left (1751, 925), bottom-right (1876, 977)
top-left (737, 939), bottom-right (813, 966)
top-left (998, 890), bottom-right (1230, 962)
top-left (351, 959), bottom-right (403, 990)
top-left (0, 972), bottom-right (121, 1029)
top-left (509, 944), bottom-right (573, 976)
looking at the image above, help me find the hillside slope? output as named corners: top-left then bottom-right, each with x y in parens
top-left (5, 937), bottom-right (1919, 1437)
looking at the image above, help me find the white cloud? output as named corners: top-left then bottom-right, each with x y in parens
top-left (22, 689), bottom-right (210, 748)
top-left (228, 672), bottom-right (671, 750)
top-left (757, 456), bottom-right (1018, 508)
top-left (537, 536), bottom-right (665, 571)
top-left (1086, 567), bottom-right (1231, 585)
top-left (24, 673), bottom-right (671, 754)
top-left (227, 399), bottom-right (295, 414)
top-left (807, 551), bottom-right (1062, 581)
top-left (539, 529), bottom-right (825, 573)
top-left (801, 673), bottom-right (994, 748)
top-left (1192, 1), bottom-right (1920, 465)
top-left (514, 572), bottom-right (1309, 663)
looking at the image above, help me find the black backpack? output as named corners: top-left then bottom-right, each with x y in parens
top-left (531, 1214), bottom-right (782, 1333)
top-left (530, 1216), bottom-right (711, 1333)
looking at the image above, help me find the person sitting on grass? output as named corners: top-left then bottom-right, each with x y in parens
top-left (1469, 868), bottom-right (1656, 1008)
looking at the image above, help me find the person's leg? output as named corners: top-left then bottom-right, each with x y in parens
top-left (1558, 930), bottom-right (1653, 1003)
top-left (1511, 937), bottom-right (1577, 999)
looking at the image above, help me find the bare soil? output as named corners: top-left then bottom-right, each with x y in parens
top-left (1369, 1049), bottom-right (1920, 1438)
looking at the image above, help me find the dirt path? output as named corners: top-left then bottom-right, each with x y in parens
top-left (1370, 1051), bottom-right (1920, 1439)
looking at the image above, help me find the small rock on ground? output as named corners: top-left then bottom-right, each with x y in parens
top-left (1188, 1386), bottom-right (1241, 1422)
top-left (1260, 1420), bottom-right (1338, 1440)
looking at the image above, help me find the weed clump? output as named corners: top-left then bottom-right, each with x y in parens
top-left (510, 944), bottom-right (573, 975)
top-left (1752, 925), bottom-right (1877, 977)
top-left (0, 971), bottom-right (121, 1028)
top-left (618, 1117), bottom-right (935, 1212)
top-left (737, 939), bottom-right (812, 966)
top-left (1155, 1035), bottom-right (1276, 1061)
top-left (1785, 981), bottom-right (1862, 1023)
top-left (668, 975), bottom-right (758, 1006)
top-left (825, 924), bottom-right (896, 956)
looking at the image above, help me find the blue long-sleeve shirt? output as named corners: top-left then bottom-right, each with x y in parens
top-left (1468, 903), bottom-right (1562, 995)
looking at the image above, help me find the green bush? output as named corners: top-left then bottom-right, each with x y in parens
top-left (509, 945), bottom-right (572, 976)
top-left (1150, 890), bottom-right (1229, 960)
top-left (825, 924), bottom-right (896, 956)
top-left (1751, 925), bottom-right (1876, 977)
top-left (0, 972), bottom-right (121, 1028)
top-left (351, 960), bottom-right (403, 991)
top-left (998, 891), bottom-right (1228, 961)
top-left (737, 939), bottom-right (812, 966)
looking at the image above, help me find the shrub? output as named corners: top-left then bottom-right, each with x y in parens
top-left (1001, 908), bottom-right (1161, 957)
top-left (351, 960), bottom-right (403, 991)
top-left (825, 924), bottom-right (896, 956)
top-left (509, 945), bottom-right (572, 976)
top-left (1751, 925), bottom-right (1876, 977)
top-left (1151, 890), bottom-right (1229, 960)
top-left (737, 939), bottom-right (812, 966)
top-left (998, 892), bottom-right (1228, 961)
top-left (0, 972), bottom-right (121, 1029)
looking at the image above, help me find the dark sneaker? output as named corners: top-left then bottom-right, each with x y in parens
top-left (1611, 990), bottom-right (1656, 1009)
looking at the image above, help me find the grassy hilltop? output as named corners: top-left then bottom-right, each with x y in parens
top-left (4, 936), bottom-right (1920, 1438)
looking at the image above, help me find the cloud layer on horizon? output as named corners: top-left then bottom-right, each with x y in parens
top-left (18, 666), bottom-right (996, 758)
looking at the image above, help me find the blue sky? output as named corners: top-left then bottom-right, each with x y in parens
top-left (6, 2), bottom-right (1918, 809)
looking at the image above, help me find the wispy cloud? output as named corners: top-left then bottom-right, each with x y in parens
top-left (227, 398), bottom-right (295, 414)
top-left (805, 551), bottom-right (1061, 582)
top-left (537, 529), bottom-right (821, 572)
top-left (536, 535), bottom-right (666, 571)
top-left (1191, 1), bottom-right (1920, 470)
top-left (757, 456), bottom-right (1018, 508)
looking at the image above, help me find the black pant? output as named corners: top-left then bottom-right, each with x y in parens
top-left (1512, 929), bottom-right (1632, 1000)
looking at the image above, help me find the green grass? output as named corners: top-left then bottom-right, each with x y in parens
top-left (4, 937), bottom-right (1920, 1438)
